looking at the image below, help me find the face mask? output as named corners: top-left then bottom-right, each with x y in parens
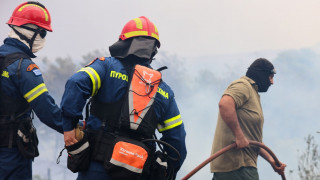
top-left (245, 58), bottom-right (276, 92)
top-left (31, 34), bottom-right (46, 53)
top-left (8, 24), bottom-right (46, 53)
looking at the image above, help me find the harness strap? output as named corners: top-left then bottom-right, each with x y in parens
top-left (10, 26), bottom-right (31, 44)
top-left (157, 66), bottom-right (168, 72)
top-left (9, 25), bottom-right (42, 50)
top-left (0, 117), bottom-right (32, 148)
top-left (0, 53), bottom-right (32, 148)
top-left (7, 116), bottom-right (15, 148)
top-left (16, 58), bottom-right (24, 78)
top-left (0, 52), bottom-right (30, 81)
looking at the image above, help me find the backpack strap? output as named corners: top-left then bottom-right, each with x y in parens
top-left (0, 52), bottom-right (31, 69)
top-left (0, 53), bottom-right (32, 148)
top-left (0, 52), bottom-right (31, 79)
top-left (157, 66), bottom-right (167, 72)
top-left (0, 52), bottom-right (31, 118)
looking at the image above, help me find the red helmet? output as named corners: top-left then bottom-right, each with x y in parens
top-left (120, 16), bottom-right (160, 47)
top-left (7, 2), bottom-right (52, 32)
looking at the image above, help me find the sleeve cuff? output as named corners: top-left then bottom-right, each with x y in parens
top-left (62, 117), bottom-right (77, 131)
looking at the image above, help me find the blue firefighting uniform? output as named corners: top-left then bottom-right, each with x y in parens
top-left (0, 38), bottom-right (63, 180)
top-left (61, 57), bottom-right (187, 180)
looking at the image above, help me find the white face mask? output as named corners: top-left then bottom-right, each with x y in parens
top-left (8, 24), bottom-right (46, 53)
top-left (31, 34), bottom-right (46, 53)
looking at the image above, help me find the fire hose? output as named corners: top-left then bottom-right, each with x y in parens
top-left (181, 140), bottom-right (286, 180)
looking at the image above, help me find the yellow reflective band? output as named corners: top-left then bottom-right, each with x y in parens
top-left (154, 24), bottom-right (158, 33)
top-left (158, 115), bottom-right (183, 132)
top-left (78, 67), bottom-right (101, 96)
top-left (151, 33), bottom-right (159, 41)
top-left (18, 4), bottom-right (49, 21)
top-left (124, 31), bottom-right (148, 39)
top-left (24, 83), bottom-right (48, 103)
top-left (133, 18), bottom-right (143, 29)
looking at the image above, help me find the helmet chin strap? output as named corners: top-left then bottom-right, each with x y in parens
top-left (9, 25), bottom-right (40, 51)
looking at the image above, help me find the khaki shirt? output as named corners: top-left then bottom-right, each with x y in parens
top-left (210, 76), bottom-right (264, 172)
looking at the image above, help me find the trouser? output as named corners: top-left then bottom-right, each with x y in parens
top-left (77, 160), bottom-right (163, 180)
top-left (77, 160), bottom-right (113, 180)
top-left (0, 147), bottom-right (32, 180)
top-left (213, 167), bottom-right (259, 180)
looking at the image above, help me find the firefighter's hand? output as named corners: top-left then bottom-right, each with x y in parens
top-left (271, 161), bottom-right (286, 175)
top-left (64, 129), bottom-right (78, 146)
top-left (75, 124), bottom-right (84, 141)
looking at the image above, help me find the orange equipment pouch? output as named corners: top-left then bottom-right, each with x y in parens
top-left (118, 64), bottom-right (162, 138)
top-left (104, 136), bottom-right (151, 180)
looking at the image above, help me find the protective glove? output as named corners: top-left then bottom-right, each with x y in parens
top-left (75, 124), bottom-right (84, 141)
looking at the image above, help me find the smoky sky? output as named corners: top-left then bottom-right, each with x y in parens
top-left (1, 0), bottom-right (320, 60)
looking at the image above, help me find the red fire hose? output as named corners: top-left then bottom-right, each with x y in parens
top-left (181, 140), bottom-right (286, 180)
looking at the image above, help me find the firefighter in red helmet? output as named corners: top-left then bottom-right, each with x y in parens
top-left (7, 1), bottom-right (53, 52)
top-left (119, 16), bottom-right (160, 47)
top-left (61, 16), bottom-right (187, 180)
top-left (0, 2), bottom-right (62, 179)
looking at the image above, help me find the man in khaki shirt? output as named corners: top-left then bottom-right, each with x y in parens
top-left (210, 58), bottom-right (286, 180)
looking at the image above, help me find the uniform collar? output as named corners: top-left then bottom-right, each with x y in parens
top-left (241, 76), bottom-right (259, 92)
top-left (3, 38), bottom-right (36, 58)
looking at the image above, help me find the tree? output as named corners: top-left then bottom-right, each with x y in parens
top-left (80, 49), bottom-right (109, 67)
top-left (41, 56), bottom-right (78, 98)
top-left (298, 135), bottom-right (320, 180)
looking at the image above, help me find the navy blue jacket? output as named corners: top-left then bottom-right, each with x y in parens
top-left (0, 38), bottom-right (63, 132)
top-left (61, 57), bottom-right (187, 175)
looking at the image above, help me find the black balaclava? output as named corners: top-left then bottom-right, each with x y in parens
top-left (109, 36), bottom-right (158, 64)
top-left (246, 58), bottom-right (276, 92)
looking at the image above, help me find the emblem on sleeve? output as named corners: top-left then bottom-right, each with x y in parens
top-left (27, 64), bottom-right (39, 71)
top-left (1, 71), bottom-right (9, 78)
top-left (85, 57), bottom-right (106, 67)
top-left (32, 69), bottom-right (42, 76)
top-left (86, 59), bottom-right (97, 67)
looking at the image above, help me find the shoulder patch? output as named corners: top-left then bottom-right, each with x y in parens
top-left (27, 64), bottom-right (39, 71)
top-left (32, 69), bottom-right (42, 76)
top-left (85, 57), bottom-right (106, 67)
top-left (86, 58), bottom-right (98, 67)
